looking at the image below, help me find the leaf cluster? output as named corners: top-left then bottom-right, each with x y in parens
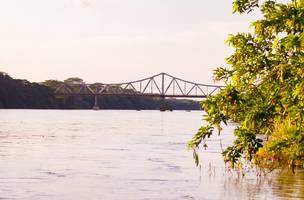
top-left (189, 0), bottom-right (304, 170)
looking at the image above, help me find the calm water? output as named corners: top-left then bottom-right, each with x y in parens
top-left (0, 110), bottom-right (303, 200)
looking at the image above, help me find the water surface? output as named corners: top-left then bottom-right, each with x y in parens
top-left (0, 110), bottom-right (303, 199)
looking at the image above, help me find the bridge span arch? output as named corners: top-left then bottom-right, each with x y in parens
top-left (54, 72), bottom-right (223, 109)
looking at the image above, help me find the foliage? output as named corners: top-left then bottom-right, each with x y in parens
top-left (0, 72), bottom-right (200, 110)
top-left (189, 0), bottom-right (304, 170)
top-left (0, 73), bottom-right (56, 108)
top-left (64, 77), bottom-right (84, 84)
top-left (41, 80), bottom-right (63, 89)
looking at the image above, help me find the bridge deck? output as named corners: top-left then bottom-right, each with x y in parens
top-left (54, 72), bottom-right (223, 109)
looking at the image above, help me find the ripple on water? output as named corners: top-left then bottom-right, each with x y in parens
top-left (0, 110), bottom-right (303, 200)
top-left (103, 148), bottom-right (130, 151)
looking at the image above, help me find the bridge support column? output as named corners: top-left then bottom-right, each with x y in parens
top-left (136, 97), bottom-right (142, 111)
top-left (160, 96), bottom-right (171, 111)
top-left (93, 95), bottom-right (100, 110)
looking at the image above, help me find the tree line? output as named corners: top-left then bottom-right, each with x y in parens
top-left (0, 72), bottom-right (200, 110)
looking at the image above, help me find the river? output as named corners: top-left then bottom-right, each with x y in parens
top-left (0, 110), bottom-right (303, 200)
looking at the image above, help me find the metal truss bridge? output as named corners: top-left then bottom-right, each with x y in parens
top-left (54, 72), bottom-right (223, 109)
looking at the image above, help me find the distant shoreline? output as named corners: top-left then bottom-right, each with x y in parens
top-left (0, 72), bottom-right (201, 110)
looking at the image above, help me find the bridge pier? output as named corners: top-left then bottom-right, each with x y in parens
top-left (160, 96), bottom-right (172, 111)
top-left (93, 95), bottom-right (100, 110)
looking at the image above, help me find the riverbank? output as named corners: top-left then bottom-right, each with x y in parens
top-left (0, 72), bottom-right (200, 110)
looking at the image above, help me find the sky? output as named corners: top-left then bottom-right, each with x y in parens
top-left (0, 0), bottom-right (260, 84)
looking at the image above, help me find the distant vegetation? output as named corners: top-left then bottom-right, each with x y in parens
top-left (0, 72), bottom-right (200, 110)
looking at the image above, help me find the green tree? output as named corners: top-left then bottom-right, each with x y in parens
top-left (41, 80), bottom-right (63, 89)
top-left (64, 77), bottom-right (84, 84)
top-left (189, 0), bottom-right (304, 170)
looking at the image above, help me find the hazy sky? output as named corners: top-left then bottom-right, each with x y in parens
top-left (0, 0), bottom-right (260, 84)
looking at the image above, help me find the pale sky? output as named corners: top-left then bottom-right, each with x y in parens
top-left (0, 0), bottom-right (260, 84)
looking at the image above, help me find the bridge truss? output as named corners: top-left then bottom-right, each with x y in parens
top-left (54, 72), bottom-right (223, 109)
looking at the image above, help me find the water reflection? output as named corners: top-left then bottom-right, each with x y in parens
top-left (0, 110), bottom-right (303, 200)
top-left (215, 170), bottom-right (304, 200)
top-left (272, 170), bottom-right (304, 199)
